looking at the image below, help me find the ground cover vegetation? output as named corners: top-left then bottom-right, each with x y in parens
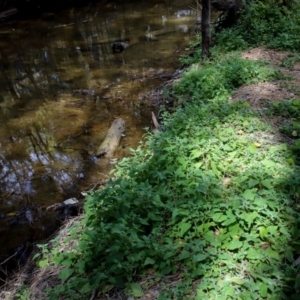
top-left (8, 0), bottom-right (300, 299)
top-left (216, 0), bottom-right (300, 51)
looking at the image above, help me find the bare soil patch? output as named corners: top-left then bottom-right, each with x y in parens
top-left (231, 47), bottom-right (299, 108)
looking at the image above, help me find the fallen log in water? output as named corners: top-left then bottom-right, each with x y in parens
top-left (96, 118), bottom-right (125, 157)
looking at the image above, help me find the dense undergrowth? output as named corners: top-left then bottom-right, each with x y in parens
top-left (12, 1), bottom-right (300, 299)
top-left (216, 0), bottom-right (300, 52)
top-left (180, 0), bottom-right (300, 67)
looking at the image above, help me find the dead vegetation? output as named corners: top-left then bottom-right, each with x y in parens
top-left (0, 216), bottom-right (83, 300)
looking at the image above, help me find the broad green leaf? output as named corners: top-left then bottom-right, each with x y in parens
top-left (163, 252), bottom-right (174, 260)
top-left (217, 279), bottom-right (230, 288)
top-left (231, 277), bottom-right (245, 285)
top-left (178, 222), bottom-right (192, 237)
top-left (287, 157), bottom-right (295, 165)
top-left (144, 257), bottom-right (155, 265)
top-left (177, 250), bottom-right (190, 261)
top-left (285, 248), bottom-right (294, 263)
top-left (160, 265), bottom-right (172, 275)
top-left (128, 283), bottom-right (144, 297)
top-left (38, 259), bottom-right (48, 268)
top-left (226, 239), bottom-right (243, 250)
top-left (261, 179), bottom-right (272, 189)
top-left (59, 268), bottom-right (74, 281)
top-left (268, 226), bottom-right (277, 236)
top-left (211, 160), bottom-right (220, 175)
top-left (193, 253), bottom-right (208, 262)
top-left (223, 217), bottom-right (236, 226)
top-left (254, 197), bottom-right (268, 208)
top-left (269, 144), bottom-right (287, 154)
top-left (178, 157), bottom-right (188, 168)
top-left (261, 158), bottom-right (276, 167)
top-left (228, 150), bottom-right (237, 158)
top-left (258, 282), bottom-right (268, 298)
top-left (204, 231), bottom-right (215, 244)
top-left (196, 289), bottom-right (207, 298)
top-left (212, 212), bottom-right (227, 223)
top-left (197, 222), bottom-right (214, 234)
top-left (259, 226), bottom-right (268, 239)
top-left (228, 223), bottom-right (242, 236)
top-left (239, 290), bottom-right (254, 299)
top-left (248, 143), bottom-right (257, 153)
top-left (246, 248), bottom-right (261, 260)
top-left (148, 212), bottom-right (163, 221)
top-left (222, 144), bottom-right (232, 151)
top-left (243, 212), bottom-right (258, 226)
top-left (194, 162), bottom-right (203, 168)
top-left (242, 189), bottom-right (256, 200)
top-left (192, 266), bottom-right (205, 277)
top-left (279, 226), bottom-right (289, 236)
top-left (32, 253), bottom-right (40, 260)
top-left (191, 149), bottom-right (202, 159)
top-left (223, 285), bottom-right (235, 296)
top-left (248, 179), bottom-right (259, 188)
top-left (265, 248), bottom-right (281, 261)
top-left (81, 282), bottom-right (92, 293)
top-left (214, 295), bottom-right (229, 300)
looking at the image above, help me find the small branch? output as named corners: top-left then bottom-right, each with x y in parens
top-left (152, 112), bottom-right (161, 131)
top-left (89, 289), bottom-right (97, 300)
top-left (52, 19), bottom-right (92, 29)
top-left (0, 251), bottom-right (18, 266)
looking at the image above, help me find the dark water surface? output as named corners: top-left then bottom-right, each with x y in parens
top-left (0, 0), bottom-right (198, 269)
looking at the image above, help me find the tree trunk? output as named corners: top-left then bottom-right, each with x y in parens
top-left (201, 0), bottom-right (211, 59)
top-left (235, 0), bottom-right (243, 14)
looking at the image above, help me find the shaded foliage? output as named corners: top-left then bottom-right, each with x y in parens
top-left (36, 54), bottom-right (300, 300)
top-left (215, 0), bottom-right (300, 51)
top-left (20, 1), bottom-right (300, 299)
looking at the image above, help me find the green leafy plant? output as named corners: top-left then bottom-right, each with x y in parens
top-left (269, 99), bottom-right (300, 119)
top-left (214, 30), bottom-right (248, 51)
top-left (30, 3), bottom-right (300, 297)
top-left (174, 54), bottom-right (279, 103)
top-left (215, 0), bottom-right (300, 51)
top-left (15, 286), bottom-right (32, 300)
top-left (179, 50), bottom-right (202, 66)
top-left (281, 53), bottom-right (300, 69)
top-left (41, 51), bottom-right (300, 299)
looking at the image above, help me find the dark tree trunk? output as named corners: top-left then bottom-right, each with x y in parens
top-left (235, 0), bottom-right (243, 12)
top-left (235, 0), bottom-right (243, 19)
top-left (201, 0), bottom-right (211, 59)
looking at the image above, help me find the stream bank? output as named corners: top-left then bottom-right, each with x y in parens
top-left (0, 0), bottom-right (202, 278)
top-left (3, 1), bottom-right (300, 298)
top-left (3, 43), bottom-right (300, 299)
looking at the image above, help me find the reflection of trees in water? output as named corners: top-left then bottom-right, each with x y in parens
top-left (0, 99), bottom-right (84, 201)
top-left (0, 2), bottom-right (194, 98)
top-left (0, 0), bottom-right (196, 200)
top-left (0, 0), bottom-right (198, 274)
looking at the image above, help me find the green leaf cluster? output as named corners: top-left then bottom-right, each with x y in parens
top-left (174, 54), bottom-right (278, 102)
top-left (43, 53), bottom-right (300, 299)
top-left (266, 99), bottom-right (300, 166)
top-left (215, 0), bottom-right (300, 51)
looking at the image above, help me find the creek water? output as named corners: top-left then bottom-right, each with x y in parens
top-left (0, 0), bottom-right (198, 272)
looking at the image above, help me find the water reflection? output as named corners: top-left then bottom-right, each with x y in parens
top-left (0, 0), bottom-right (197, 267)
